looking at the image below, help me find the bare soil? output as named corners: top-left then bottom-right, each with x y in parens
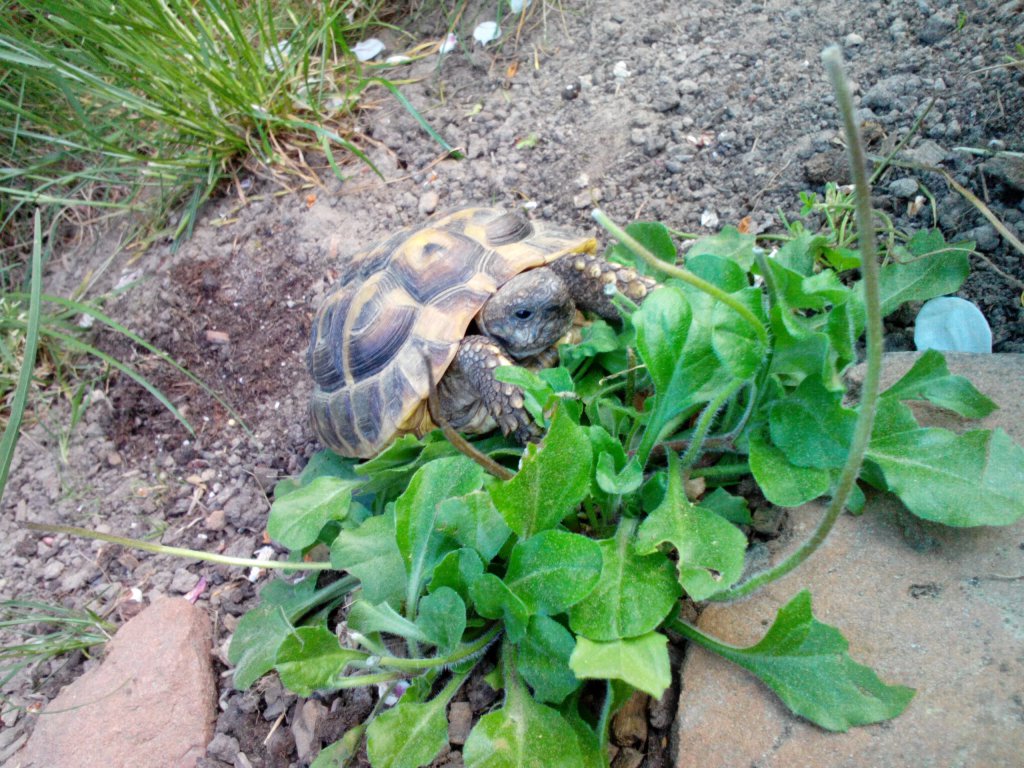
top-left (2, 1), bottom-right (1022, 766)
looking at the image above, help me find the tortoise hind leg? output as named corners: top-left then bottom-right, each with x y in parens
top-left (550, 252), bottom-right (658, 322)
top-left (436, 335), bottom-right (541, 444)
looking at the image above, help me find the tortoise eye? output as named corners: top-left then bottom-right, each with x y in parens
top-left (514, 308), bottom-right (533, 320)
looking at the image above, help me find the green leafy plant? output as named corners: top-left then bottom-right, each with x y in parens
top-left (227, 50), bottom-right (1024, 766)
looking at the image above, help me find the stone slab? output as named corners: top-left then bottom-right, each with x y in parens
top-left (15, 596), bottom-right (216, 768)
top-left (674, 353), bottom-right (1024, 768)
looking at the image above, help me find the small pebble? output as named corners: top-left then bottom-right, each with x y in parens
top-left (205, 330), bottom-right (230, 345)
top-left (888, 177), bottom-right (919, 199)
top-left (418, 190), bottom-right (439, 216)
top-left (205, 509), bottom-right (228, 531)
top-left (844, 33), bottom-right (864, 47)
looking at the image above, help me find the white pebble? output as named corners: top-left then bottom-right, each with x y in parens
top-left (914, 297), bottom-right (992, 353)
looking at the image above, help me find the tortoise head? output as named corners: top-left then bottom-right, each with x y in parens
top-left (477, 267), bottom-right (574, 359)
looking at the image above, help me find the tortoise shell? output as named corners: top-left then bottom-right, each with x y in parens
top-left (307, 207), bottom-right (597, 458)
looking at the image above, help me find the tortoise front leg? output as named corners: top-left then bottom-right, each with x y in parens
top-left (550, 252), bottom-right (658, 321)
top-left (436, 335), bottom-right (541, 444)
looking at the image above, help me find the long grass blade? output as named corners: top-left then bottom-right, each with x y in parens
top-left (0, 210), bottom-right (44, 503)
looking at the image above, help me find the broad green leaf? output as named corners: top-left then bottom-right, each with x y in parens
top-left (767, 304), bottom-right (835, 388)
top-left (274, 450), bottom-right (361, 499)
top-left (429, 548), bottom-right (485, 606)
top-left (463, 672), bottom-right (585, 768)
top-left (504, 531), bottom-right (602, 615)
top-left (867, 427), bottom-right (1024, 526)
top-left (595, 451), bottom-right (643, 495)
top-left (517, 615), bottom-right (580, 704)
top-left (229, 577), bottom-right (318, 690)
top-left (634, 285), bottom-right (693, 399)
top-left (267, 476), bottom-right (355, 549)
top-left (395, 456), bottom-right (484, 601)
top-left (686, 252), bottom-right (748, 291)
top-left (346, 600), bottom-right (428, 643)
top-left (355, 432), bottom-right (456, 497)
top-left (275, 626), bottom-right (367, 696)
top-left (710, 286), bottom-right (766, 378)
top-left (749, 426), bottom-right (831, 507)
top-left (470, 574), bottom-right (530, 642)
top-left (878, 230), bottom-right (970, 316)
top-left (489, 405), bottom-right (592, 539)
top-left (699, 487), bottom-right (752, 525)
top-left (569, 633), bottom-right (671, 699)
top-left (367, 696), bottom-right (449, 768)
top-left (681, 590), bottom-right (914, 731)
top-left (417, 588), bottom-right (466, 655)
top-left (769, 374), bottom-right (857, 470)
top-left (436, 491), bottom-right (512, 562)
top-left (331, 510), bottom-right (406, 607)
top-left (607, 221), bottom-right (677, 276)
top-left (881, 349), bottom-right (997, 419)
top-left (562, 693), bottom-right (608, 768)
top-left (686, 226), bottom-right (757, 271)
top-left (635, 458), bottom-right (747, 600)
top-left (569, 523), bottom-right (680, 641)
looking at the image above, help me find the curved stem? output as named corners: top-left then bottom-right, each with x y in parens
top-left (592, 210), bottom-right (769, 347)
top-left (24, 523), bottom-right (333, 571)
top-left (710, 46), bottom-right (884, 602)
top-left (678, 378), bottom-right (746, 470)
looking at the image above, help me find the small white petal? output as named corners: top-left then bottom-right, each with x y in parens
top-left (914, 297), bottom-right (992, 353)
top-left (612, 61), bottom-right (631, 78)
top-left (439, 33), bottom-right (458, 54)
top-left (385, 55), bottom-right (412, 64)
top-left (353, 38), bottom-right (385, 61)
top-left (509, 0), bottom-right (533, 11)
top-left (473, 21), bottom-right (500, 46)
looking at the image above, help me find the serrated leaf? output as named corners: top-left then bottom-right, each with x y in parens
top-left (867, 427), bottom-right (1024, 526)
top-left (881, 349), bottom-right (997, 419)
top-left (767, 303), bottom-right (835, 388)
top-left (749, 426), bottom-right (831, 507)
top-left (504, 530), bottom-right (602, 615)
top-left (517, 615), bottom-right (580, 704)
top-left (769, 374), bottom-right (857, 470)
top-left (569, 633), bottom-right (670, 699)
top-left (470, 574), bottom-right (530, 642)
top-left (267, 475), bottom-right (355, 549)
top-left (569, 522), bottom-right (680, 641)
top-left (635, 457), bottom-right (747, 600)
top-left (366, 696), bottom-right (450, 768)
top-left (489, 405), bottom-right (592, 539)
top-left (682, 590), bottom-right (914, 731)
top-left (436, 491), bottom-right (512, 562)
top-left (463, 672), bottom-right (586, 768)
top-left (331, 510), bottom-right (406, 607)
top-left (417, 588), bottom-right (466, 654)
top-left (275, 626), bottom-right (367, 696)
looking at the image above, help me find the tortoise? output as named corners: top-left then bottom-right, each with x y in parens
top-left (307, 207), bottom-right (656, 458)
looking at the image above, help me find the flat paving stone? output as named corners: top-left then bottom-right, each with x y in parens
top-left (674, 353), bottom-right (1024, 768)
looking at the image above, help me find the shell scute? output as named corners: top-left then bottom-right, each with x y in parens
top-left (308, 207), bottom-right (594, 457)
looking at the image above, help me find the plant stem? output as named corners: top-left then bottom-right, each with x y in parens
top-left (678, 378), bottom-right (745, 470)
top-left (710, 46), bottom-right (884, 602)
top-left (591, 209), bottom-right (769, 346)
top-left (375, 623), bottom-right (501, 672)
top-left (24, 523), bottom-right (334, 571)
